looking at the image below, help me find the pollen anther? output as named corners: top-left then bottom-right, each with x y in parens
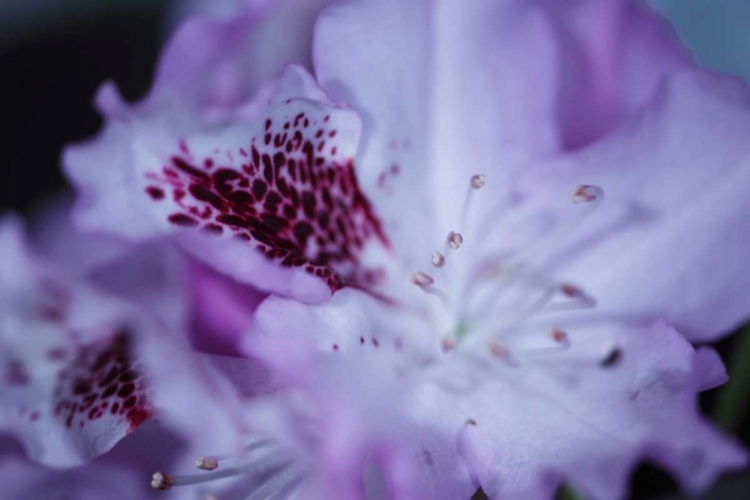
top-left (151, 471), bottom-right (174, 490)
top-left (196, 456), bottom-right (219, 471)
top-left (447, 231), bottom-right (463, 250)
top-left (550, 327), bottom-right (568, 344)
top-left (441, 335), bottom-right (456, 353)
top-left (488, 342), bottom-right (511, 361)
top-left (571, 184), bottom-right (604, 203)
top-left (411, 271), bottom-right (435, 287)
top-left (432, 251), bottom-right (446, 268)
top-left (470, 174), bottom-right (486, 189)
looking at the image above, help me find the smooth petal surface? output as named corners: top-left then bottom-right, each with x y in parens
top-left (249, 290), bottom-right (475, 500)
top-left (313, 0), bottom-right (693, 263)
top-left (429, 323), bottom-right (745, 499)
top-left (170, 0), bottom-right (338, 110)
top-left (30, 195), bottom-right (190, 334)
top-left (548, 0), bottom-right (691, 148)
top-left (314, 0), bottom-right (560, 262)
top-left (518, 71), bottom-right (750, 341)
top-left (65, 65), bottom-right (388, 302)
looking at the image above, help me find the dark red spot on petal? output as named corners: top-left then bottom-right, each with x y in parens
top-left (168, 213), bottom-right (200, 227)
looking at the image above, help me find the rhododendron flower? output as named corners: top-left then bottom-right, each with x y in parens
top-left (0, 216), bottom-right (245, 467)
top-left (54, 0), bottom-right (750, 498)
top-left (1, 206), bottom-right (404, 499)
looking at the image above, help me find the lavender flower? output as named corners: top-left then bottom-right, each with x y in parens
top-left (4, 0), bottom-right (750, 498)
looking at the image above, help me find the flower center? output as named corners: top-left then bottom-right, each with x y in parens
top-left (407, 176), bottom-right (604, 367)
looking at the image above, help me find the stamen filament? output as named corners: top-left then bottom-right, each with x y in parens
top-left (152, 466), bottom-right (255, 489)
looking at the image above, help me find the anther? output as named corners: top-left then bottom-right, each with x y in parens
top-left (549, 326), bottom-right (570, 345)
top-left (410, 271), bottom-right (435, 287)
top-left (571, 184), bottom-right (604, 203)
top-left (432, 251), bottom-right (446, 268)
top-left (465, 418), bottom-right (477, 426)
top-left (470, 174), bottom-right (486, 189)
top-left (559, 283), bottom-right (595, 307)
top-left (488, 342), bottom-right (518, 367)
top-left (441, 335), bottom-right (457, 353)
top-left (196, 456), bottom-right (219, 471)
top-left (447, 231), bottom-right (463, 250)
top-left (151, 471), bottom-right (174, 490)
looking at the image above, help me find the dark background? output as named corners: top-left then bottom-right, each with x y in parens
top-left (1, 1), bottom-right (749, 499)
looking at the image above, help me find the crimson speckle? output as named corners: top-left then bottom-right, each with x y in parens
top-left (168, 213), bottom-right (200, 227)
top-left (172, 157), bottom-right (208, 180)
top-left (144, 104), bottom-right (390, 291)
top-left (53, 332), bottom-right (151, 431)
top-left (145, 186), bottom-right (165, 200)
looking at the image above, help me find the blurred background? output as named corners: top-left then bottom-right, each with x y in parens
top-left (0, 0), bottom-right (749, 498)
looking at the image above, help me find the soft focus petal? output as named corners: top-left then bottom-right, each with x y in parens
top-left (249, 290), bottom-right (475, 500)
top-left (314, 0), bottom-right (561, 261)
top-left (518, 71), bottom-right (750, 341)
top-left (32, 194), bottom-right (270, 354)
top-left (455, 323), bottom-right (745, 499)
top-left (0, 421), bottom-right (186, 499)
top-left (0, 216), bottom-right (248, 467)
top-left (188, 260), bottom-right (267, 357)
top-left (0, 217), bottom-right (155, 465)
top-left (549, 0), bottom-right (691, 148)
top-left (30, 195), bottom-right (191, 334)
top-left (170, 0), bottom-right (337, 110)
top-left (64, 65), bottom-right (388, 302)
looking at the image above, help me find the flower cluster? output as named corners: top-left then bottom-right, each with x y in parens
top-left (2, 0), bottom-right (750, 499)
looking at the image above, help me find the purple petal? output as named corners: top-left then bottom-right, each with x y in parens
top-left (518, 71), bottom-right (750, 341)
top-left (0, 217), bottom-right (248, 467)
top-left (64, 65), bottom-right (388, 302)
top-left (456, 322), bottom-right (746, 498)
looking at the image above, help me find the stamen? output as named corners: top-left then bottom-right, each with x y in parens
top-left (459, 174), bottom-right (486, 235)
top-left (518, 328), bottom-right (573, 358)
top-left (556, 283), bottom-right (596, 309)
top-left (549, 326), bottom-right (570, 346)
top-left (441, 335), bottom-right (457, 353)
top-left (470, 174), bottom-right (486, 189)
top-left (196, 456), bottom-right (220, 471)
top-left (432, 251), bottom-right (446, 268)
top-left (151, 466), bottom-right (254, 489)
top-left (411, 271), bottom-right (435, 287)
top-left (487, 342), bottom-right (519, 367)
top-left (151, 472), bottom-right (173, 490)
top-left (447, 231), bottom-right (463, 250)
top-left (571, 184), bottom-right (604, 203)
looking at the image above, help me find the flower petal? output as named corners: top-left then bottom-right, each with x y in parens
top-left (0, 217), bottom-right (154, 465)
top-left (0, 217), bottom-right (247, 467)
top-left (518, 71), bottom-right (750, 341)
top-left (170, 0), bottom-right (338, 110)
top-left (455, 322), bottom-right (746, 498)
top-left (314, 0), bottom-right (563, 261)
top-left (549, 0), bottom-right (691, 148)
top-left (247, 290), bottom-right (476, 500)
top-left (64, 65), bottom-right (389, 301)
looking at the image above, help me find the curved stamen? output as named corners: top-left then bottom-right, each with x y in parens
top-left (432, 251), bottom-right (446, 268)
top-left (447, 231), bottom-right (464, 250)
top-left (410, 271), bottom-right (435, 287)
